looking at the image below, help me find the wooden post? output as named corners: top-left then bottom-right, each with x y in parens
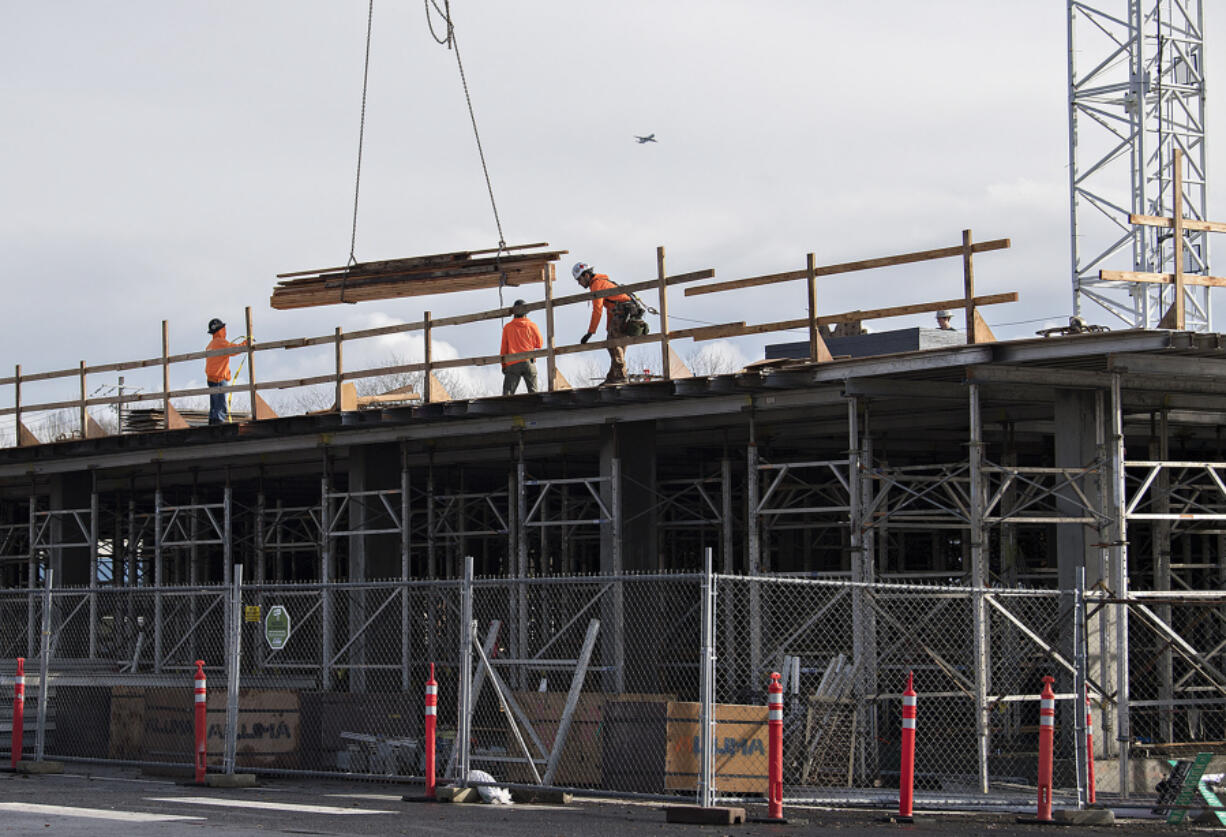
top-left (545, 264), bottom-right (557, 392)
top-left (79, 361), bottom-right (87, 438)
top-left (424, 311), bottom-right (433, 404)
top-left (1172, 148), bottom-right (1186, 329)
top-left (245, 307), bottom-right (257, 419)
top-left (657, 246), bottom-right (671, 380)
top-left (806, 253), bottom-right (820, 360)
top-left (14, 365), bottom-right (22, 447)
top-left (334, 327), bottom-right (343, 412)
top-left (962, 229), bottom-right (978, 344)
top-left (162, 320), bottom-right (171, 429)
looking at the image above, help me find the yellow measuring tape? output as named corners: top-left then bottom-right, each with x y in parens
top-left (225, 335), bottom-right (252, 421)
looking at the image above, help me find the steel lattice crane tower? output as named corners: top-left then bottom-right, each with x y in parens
top-left (1068, 0), bottom-right (1211, 330)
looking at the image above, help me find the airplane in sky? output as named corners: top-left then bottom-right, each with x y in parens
top-left (634, 134), bottom-right (657, 144)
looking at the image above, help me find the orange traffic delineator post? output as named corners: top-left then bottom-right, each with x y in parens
top-left (1037, 675), bottom-right (1055, 822)
top-left (899, 671), bottom-right (917, 820)
top-left (11, 657), bottom-right (24, 768)
top-left (765, 672), bottom-right (784, 820)
top-left (194, 660), bottom-right (207, 784)
top-left (1085, 693), bottom-right (1096, 805)
top-left (425, 663), bottom-right (438, 799)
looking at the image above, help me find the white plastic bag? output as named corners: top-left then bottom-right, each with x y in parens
top-left (467, 769), bottom-right (513, 804)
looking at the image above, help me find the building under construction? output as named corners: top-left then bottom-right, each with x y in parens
top-left (4, 305), bottom-right (1226, 789)
top-left (0, 0), bottom-right (1218, 796)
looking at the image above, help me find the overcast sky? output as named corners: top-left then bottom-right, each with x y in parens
top-left (3, 2), bottom-right (1223, 426)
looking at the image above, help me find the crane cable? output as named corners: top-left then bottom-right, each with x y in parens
top-left (425, 0), bottom-right (509, 311)
top-left (346, 0), bottom-right (376, 285)
top-left (346, 3), bottom-right (510, 309)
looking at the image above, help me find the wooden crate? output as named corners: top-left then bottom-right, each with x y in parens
top-left (508, 692), bottom-right (606, 786)
top-left (113, 687), bottom-right (300, 768)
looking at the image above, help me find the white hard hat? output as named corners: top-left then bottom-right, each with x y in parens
top-left (572, 261), bottom-right (594, 281)
top-left (936, 310), bottom-right (951, 318)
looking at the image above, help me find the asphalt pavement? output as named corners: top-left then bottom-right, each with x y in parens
top-left (0, 766), bottom-right (1210, 836)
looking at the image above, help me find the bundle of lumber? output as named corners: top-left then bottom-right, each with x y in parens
top-left (271, 243), bottom-right (566, 310)
top-left (122, 408), bottom-right (249, 432)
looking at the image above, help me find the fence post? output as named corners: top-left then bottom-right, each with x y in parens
top-left (334, 327), bottom-right (344, 412)
top-left (11, 657), bottom-right (24, 767)
top-left (545, 264), bottom-right (557, 391)
top-left (78, 361), bottom-right (87, 438)
top-left (244, 307), bottom-right (256, 417)
top-left (14, 364), bottom-right (23, 447)
top-left (161, 320), bottom-right (172, 429)
top-left (1073, 566), bottom-right (1087, 808)
top-left (457, 555), bottom-right (474, 785)
top-left (657, 246), bottom-right (671, 380)
top-left (154, 484), bottom-right (163, 673)
top-left (1085, 692), bottom-right (1097, 805)
top-left (224, 563), bottom-right (243, 776)
top-left (697, 546), bottom-right (716, 808)
top-left (35, 568), bottom-right (52, 762)
top-left (424, 312), bottom-right (433, 404)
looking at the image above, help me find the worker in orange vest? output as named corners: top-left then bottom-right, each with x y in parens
top-left (573, 261), bottom-right (630, 385)
top-left (500, 299), bottom-right (543, 394)
top-left (205, 318), bottom-right (250, 424)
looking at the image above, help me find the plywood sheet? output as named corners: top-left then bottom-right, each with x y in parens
top-left (665, 701), bottom-right (769, 793)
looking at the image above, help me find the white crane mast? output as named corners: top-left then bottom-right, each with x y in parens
top-left (1068, 0), bottom-right (1211, 329)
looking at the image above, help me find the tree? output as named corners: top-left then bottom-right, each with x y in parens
top-left (685, 342), bottom-right (746, 377)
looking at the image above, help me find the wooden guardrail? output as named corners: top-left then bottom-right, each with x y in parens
top-left (1, 231), bottom-right (1013, 446)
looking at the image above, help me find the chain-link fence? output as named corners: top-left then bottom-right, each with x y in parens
top-left (1, 567), bottom-right (1213, 806)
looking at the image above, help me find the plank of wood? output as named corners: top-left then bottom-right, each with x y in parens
top-left (251, 392), bottom-right (278, 420)
top-left (356, 391), bottom-right (422, 406)
top-left (684, 238), bottom-right (1011, 297)
top-left (271, 247), bottom-right (568, 310)
top-left (972, 309), bottom-right (997, 344)
top-left (684, 293), bottom-right (1018, 342)
top-left (17, 422), bottom-right (40, 447)
top-left (667, 346), bottom-right (692, 379)
top-left (428, 373), bottom-right (451, 403)
top-left (165, 403), bottom-right (190, 430)
top-left (275, 242), bottom-right (555, 279)
top-left (1098, 270), bottom-right (1226, 288)
top-left (338, 382), bottom-right (357, 412)
top-left (270, 265), bottom-right (550, 309)
top-left (84, 413), bottom-right (108, 439)
top-left (1128, 214), bottom-right (1226, 234)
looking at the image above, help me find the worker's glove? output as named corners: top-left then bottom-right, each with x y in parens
top-left (580, 332), bottom-right (593, 344)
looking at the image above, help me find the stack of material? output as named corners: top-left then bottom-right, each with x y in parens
top-left (270, 243), bottom-right (566, 310)
top-left (122, 408), bottom-right (249, 432)
top-left (800, 653), bottom-right (860, 786)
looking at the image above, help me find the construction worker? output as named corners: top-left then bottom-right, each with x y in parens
top-left (936, 309), bottom-right (956, 330)
top-left (205, 318), bottom-right (249, 424)
top-left (500, 299), bottom-right (543, 395)
top-left (573, 261), bottom-right (630, 385)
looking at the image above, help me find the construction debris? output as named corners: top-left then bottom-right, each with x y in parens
top-left (270, 243), bottom-right (566, 310)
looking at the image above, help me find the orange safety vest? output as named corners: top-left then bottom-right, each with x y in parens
top-left (205, 327), bottom-right (244, 383)
top-left (587, 275), bottom-right (630, 334)
top-left (500, 317), bottom-right (543, 368)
